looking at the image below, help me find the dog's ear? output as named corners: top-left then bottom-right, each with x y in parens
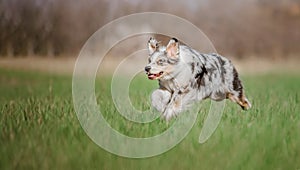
top-left (166, 38), bottom-right (179, 59)
top-left (148, 37), bottom-right (159, 55)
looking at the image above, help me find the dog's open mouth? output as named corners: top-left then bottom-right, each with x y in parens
top-left (147, 71), bottom-right (164, 80)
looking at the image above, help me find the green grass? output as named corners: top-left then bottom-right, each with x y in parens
top-left (1, 68), bottom-right (300, 170)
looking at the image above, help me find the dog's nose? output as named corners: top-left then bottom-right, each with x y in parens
top-left (145, 66), bottom-right (151, 72)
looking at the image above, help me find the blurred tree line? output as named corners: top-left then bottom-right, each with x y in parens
top-left (0, 0), bottom-right (299, 58)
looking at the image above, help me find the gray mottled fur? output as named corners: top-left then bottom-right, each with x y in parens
top-left (145, 37), bottom-right (251, 121)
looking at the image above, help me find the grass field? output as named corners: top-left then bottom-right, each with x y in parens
top-left (1, 68), bottom-right (300, 170)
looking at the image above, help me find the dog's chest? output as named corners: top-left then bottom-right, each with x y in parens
top-left (159, 78), bottom-right (192, 94)
top-left (159, 80), bottom-right (178, 92)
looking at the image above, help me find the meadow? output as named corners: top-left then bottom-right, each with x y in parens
top-left (1, 68), bottom-right (300, 170)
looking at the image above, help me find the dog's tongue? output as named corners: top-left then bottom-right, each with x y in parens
top-left (148, 74), bottom-right (157, 80)
top-left (147, 72), bottom-right (163, 80)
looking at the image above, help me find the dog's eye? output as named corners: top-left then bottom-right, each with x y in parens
top-left (148, 58), bottom-right (151, 63)
top-left (157, 59), bottom-right (166, 65)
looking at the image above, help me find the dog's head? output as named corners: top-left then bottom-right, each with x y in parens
top-left (145, 37), bottom-right (180, 80)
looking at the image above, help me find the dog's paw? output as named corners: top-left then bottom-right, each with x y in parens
top-left (241, 100), bottom-right (252, 110)
top-left (240, 97), bottom-right (252, 110)
top-left (162, 108), bottom-right (178, 122)
top-left (152, 101), bottom-right (165, 113)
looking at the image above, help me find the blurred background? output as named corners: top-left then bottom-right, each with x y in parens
top-left (0, 0), bottom-right (300, 75)
top-left (1, 1), bottom-right (300, 169)
top-left (0, 0), bottom-right (299, 59)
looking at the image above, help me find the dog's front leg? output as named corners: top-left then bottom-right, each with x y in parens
top-left (151, 89), bottom-right (171, 113)
top-left (162, 90), bottom-right (182, 121)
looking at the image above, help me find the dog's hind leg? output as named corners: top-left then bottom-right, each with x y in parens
top-left (227, 68), bottom-right (252, 110)
top-left (227, 92), bottom-right (251, 110)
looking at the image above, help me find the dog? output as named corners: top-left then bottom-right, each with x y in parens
top-left (145, 37), bottom-right (251, 121)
